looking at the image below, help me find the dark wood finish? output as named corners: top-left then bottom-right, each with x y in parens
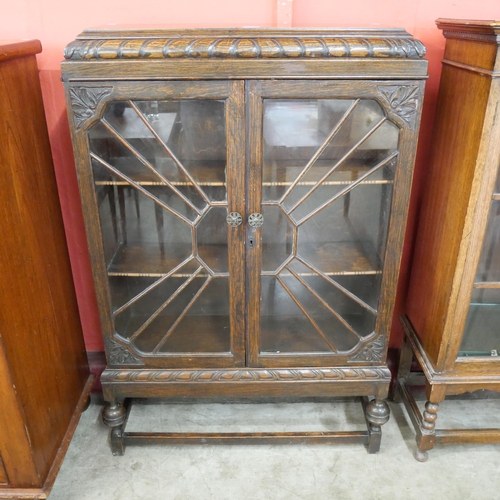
top-left (64, 27), bottom-right (425, 60)
top-left (63, 27), bottom-right (426, 454)
top-left (61, 29), bottom-right (427, 82)
top-left (123, 431), bottom-right (370, 445)
top-left (103, 395), bottom-right (384, 455)
top-left (0, 40), bottom-right (92, 498)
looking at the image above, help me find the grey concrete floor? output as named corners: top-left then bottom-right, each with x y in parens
top-left (49, 398), bottom-right (500, 500)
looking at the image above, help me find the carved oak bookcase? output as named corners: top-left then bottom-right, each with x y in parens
top-left (397, 19), bottom-right (500, 461)
top-left (62, 27), bottom-right (426, 454)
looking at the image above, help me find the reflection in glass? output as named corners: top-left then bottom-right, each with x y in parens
top-left (88, 99), bottom-right (231, 357)
top-left (260, 98), bottom-right (399, 356)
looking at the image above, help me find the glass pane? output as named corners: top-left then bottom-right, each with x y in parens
top-left (88, 98), bottom-right (231, 357)
top-left (460, 288), bottom-right (500, 357)
top-left (474, 200), bottom-right (500, 283)
top-left (260, 98), bottom-right (399, 356)
top-left (460, 180), bottom-right (500, 357)
top-left (260, 276), bottom-right (333, 353)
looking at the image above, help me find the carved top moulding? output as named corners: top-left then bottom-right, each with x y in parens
top-left (436, 18), bottom-right (500, 43)
top-left (64, 27), bottom-right (426, 61)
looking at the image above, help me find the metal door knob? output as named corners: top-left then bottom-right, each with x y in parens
top-left (226, 212), bottom-right (242, 227)
top-left (248, 213), bottom-right (264, 227)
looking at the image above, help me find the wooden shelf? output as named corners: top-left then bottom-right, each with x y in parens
top-left (107, 240), bottom-right (381, 278)
top-left (108, 242), bottom-right (228, 277)
top-left (260, 314), bottom-right (370, 354)
top-left (474, 282), bottom-right (500, 289)
top-left (93, 158), bottom-right (393, 188)
top-left (94, 158), bottom-right (226, 187)
top-left (119, 315), bottom-right (231, 354)
top-left (263, 158), bottom-right (393, 187)
top-left (294, 241), bottom-right (382, 276)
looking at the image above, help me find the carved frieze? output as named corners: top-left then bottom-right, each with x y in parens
top-left (69, 87), bottom-right (112, 129)
top-left (64, 37), bottom-right (426, 61)
top-left (101, 366), bottom-right (391, 383)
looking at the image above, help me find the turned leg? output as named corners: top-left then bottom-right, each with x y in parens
top-left (413, 383), bottom-right (445, 462)
top-left (364, 398), bottom-right (390, 453)
top-left (102, 401), bottom-right (127, 456)
top-left (414, 400), bottom-right (440, 462)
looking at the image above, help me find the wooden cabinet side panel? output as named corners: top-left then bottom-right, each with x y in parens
top-left (0, 54), bottom-right (89, 482)
top-left (406, 64), bottom-right (492, 369)
top-left (443, 38), bottom-right (498, 72)
top-left (0, 339), bottom-right (40, 487)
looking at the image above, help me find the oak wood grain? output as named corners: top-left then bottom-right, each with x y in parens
top-left (406, 62), bottom-right (494, 369)
top-left (63, 27), bottom-right (425, 452)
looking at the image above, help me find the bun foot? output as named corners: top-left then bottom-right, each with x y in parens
top-left (414, 448), bottom-right (428, 462)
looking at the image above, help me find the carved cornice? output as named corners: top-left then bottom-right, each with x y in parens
top-left (64, 36), bottom-right (426, 61)
top-left (101, 367), bottom-right (391, 384)
top-left (441, 30), bottom-right (500, 44)
top-left (349, 336), bottom-right (386, 362)
top-left (378, 85), bottom-right (420, 130)
top-left (107, 339), bottom-right (144, 366)
top-left (69, 86), bottom-right (112, 129)
top-left (436, 19), bottom-right (500, 42)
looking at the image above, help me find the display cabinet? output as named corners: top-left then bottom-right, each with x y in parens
top-left (62, 27), bottom-right (426, 454)
top-left (0, 40), bottom-right (92, 499)
top-left (397, 19), bottom-right (500, 461)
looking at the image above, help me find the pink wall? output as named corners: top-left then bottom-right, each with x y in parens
top-left (2, 1), bottom-right (498, 351)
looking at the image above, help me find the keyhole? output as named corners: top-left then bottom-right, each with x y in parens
top-left (249, 238), bottom-right (254, 248)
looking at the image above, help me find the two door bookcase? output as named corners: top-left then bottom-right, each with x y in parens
top-left (62, 27), bottom-right (427, 454)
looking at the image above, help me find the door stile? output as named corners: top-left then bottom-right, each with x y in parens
top-left (226, 80), bottom-right (247, 367)
top-left (373, 109), bottom-right (423, 360)
top-left (246, 80), bottom-right (264, 366)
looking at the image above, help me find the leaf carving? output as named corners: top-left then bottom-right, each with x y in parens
top-left (107, 338), bottom-right (144, 366)
top-left (378, 85), bottom-right (420, 130)
top-left (349, 336), bottom-right (385, 362)
top-left (69, 87), bottom-right (112, 129)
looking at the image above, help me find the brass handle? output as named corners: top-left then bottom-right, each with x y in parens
top-left (226, 212), bottom-right (242, 227)
top-left (248, 213), bottom-right (264, 228)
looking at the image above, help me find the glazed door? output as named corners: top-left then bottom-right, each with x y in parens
top-left (246, 80), bottom-right (419, 367)
top-left (460, 165), bottom-right (500, 357)
top-left (71, 81), bottom-right (246, 368)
